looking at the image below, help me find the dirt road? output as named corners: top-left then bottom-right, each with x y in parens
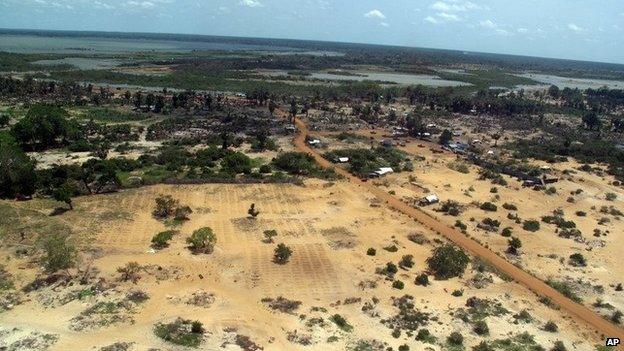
top-left (291, 116), bottom-right (624, 342)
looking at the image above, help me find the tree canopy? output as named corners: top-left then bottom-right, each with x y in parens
top-left (0, 141), bottom-right (37, 199)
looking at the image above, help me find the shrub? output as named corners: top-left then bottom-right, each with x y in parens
top-left (482, 217), bottom-right (501, 228)
top-left (480, 202), bottom-right (497, 212)
top-left (606, 192), bottom-right (617, 201)
top-left (523, 220), bottom-right (540, 232)
top-left (191, 321), bottom-right (204, 334)
top-left (263, 229), bottom-right (278, 243)
top-left (426, 245), bottom-right (470, 279)
top-left (447, 331), bottom-right (463, 345)
top-left (383, 244), bottom-right (398, 252)
top-left (186, 227), bottom-right (216, 254)
top-left (551, 341), bottom-right (566, 351)
top-left (514, 309), bottom-right (533, 323)
top-left (366, 248), bottom-right (376, 256)
top-left (473, 341), bottom-right (494, 351)
top-left (575, 211), bottom-right (586, 217)
top-left (611, 310), bottom-right (623, 324)
top-left (544, 321), bottom-right (558, 332)
top-left (272, 152), bottom-right (317, 175)
top-left (151, 230), bottom-right (176, 249)
top-left (502, 203), bottom-right (517, 211)
top-left (490, 187), bottom-right (498, 193)
top-left (273, 243), bottom-right (293, 264)
top-left (259, 164), bottom-right (272, 174)
top-left (117, 262), bottom-right (142, 283)
top-left (392, 280), bottom-right (405, 289)
top-left (174, 206), bottom-right (193, 221)
top-left (416, 329), bottom-right (436, 343)
top-left (399, 255), bottom-right (414, 269)
top-left (547, 280), bottom-right (582, 303)
top-left (415, 274), bottom-right (429, 286)
top-left (221, 151), bottom-right (252, 174)
top-left (398, 345), bottom-right (410, 351)
top-left (330, 314), bottom-right (353, 332)
top-left (473, 320), bottom-right (489, 335)
top-left (451, 289), bottom-right (464, 297)
top-left (568, 253), bottom-right (587, 267)
top-left (501, 227), bottom-right (513, 237)
top-left (247, 203), bottom-right (260, 219)
top-left (448, 161), bottom-right (470, 174)
top-left (40, 233), bottom-right (77, 273)
top-left (154, 318), bottom-right (204, 347)
top-left (153, 195), bottom-right (178, 218)
top-left (440, 200), bottom-right (462, 216)
top-left (507, 237), bottom-right (522, 255)
top-left (408, 233), bottom-right (428, 245)
top-left (545, 186), bottom-right (557, 195)
top-left (384, 262), bottom-right (398, 275)
top-left (455, 220), bottom-right (467, 231)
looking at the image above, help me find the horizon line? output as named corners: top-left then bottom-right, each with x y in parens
top-left (1, 27), bottom-right (624, 67)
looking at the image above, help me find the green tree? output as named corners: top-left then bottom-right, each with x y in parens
top-left (40, 233), bottom-right (77, 273)
top-left (153, 195), bottom-right (179, 219)
top-left (439, 129), bottom-right (452, 145)
top-left (0, 114), bottom-right (9, 127)
top-left (0, 142), bottom-right (37, 199)
top-left (186, 227), bottom-right (217, 254)
top-left (11, 104), bottom-right (71, 149)
top-left (174, 206), bottom-right (193, 221)
top-left (248, 203), bottom-right (260, 219)
top-left (263, 229), bottom-right (278, 243)
top-left (53, 181), bottom-right (76, 210)
top-left (582, 112), bottom-right (601, 131)
top-left (151, 230), bottom-right (176, 249)
top-left (426, 244), bottom-right (470, 279)
top-left (221, 152), bottom-right (252, 174)
top-left (273, 243), bottom-right (292, 264)
top-left (507, 237), bottom-right (522, 255)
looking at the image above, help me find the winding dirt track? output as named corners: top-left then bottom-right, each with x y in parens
top-left (291, 116), bottom-right (624, 342)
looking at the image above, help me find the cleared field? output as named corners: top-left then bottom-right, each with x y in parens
top-left (0, 182), bottom-right (604, 350)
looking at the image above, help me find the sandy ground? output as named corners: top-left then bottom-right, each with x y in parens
top-left (0, 180), bottom-right (605, 350)
top-left (381, 147), bottom-right (624, 314)
top-left (307, 115), bottom-right (624, 320)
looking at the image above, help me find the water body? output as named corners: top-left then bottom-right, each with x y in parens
top-left (517, 73), bottom-right (624, 90)
top-left (0, 33), bottom-right (338, 55)
top-left (260, 69), bottom-right (470, 87)
top-left (32, 57), bottom-right (124, 70)
top-left (309, 71), bottom-right (471, 87)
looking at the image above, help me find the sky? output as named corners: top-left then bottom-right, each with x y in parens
top-left (1, 0), bottom-right (623, 64)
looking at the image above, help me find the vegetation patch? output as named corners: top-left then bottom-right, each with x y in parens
top-left (70, 299), bottom-right (135, 331)
top-left (381, 295), bottom-right (429, 333)
top-left (154, 318), bottom-right (205, 348)
top-left (261, 296), bottom-right (302, 314)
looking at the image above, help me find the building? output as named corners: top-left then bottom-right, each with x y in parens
top-left (420, 194), bottom-right (440, 206)
top-left (307, 139), bottom-right (321, 146)
top-left (369, 167), bottom-right (394, 177)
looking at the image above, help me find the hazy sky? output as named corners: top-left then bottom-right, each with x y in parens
top-left (1, 0), bottom-right (623, 64)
